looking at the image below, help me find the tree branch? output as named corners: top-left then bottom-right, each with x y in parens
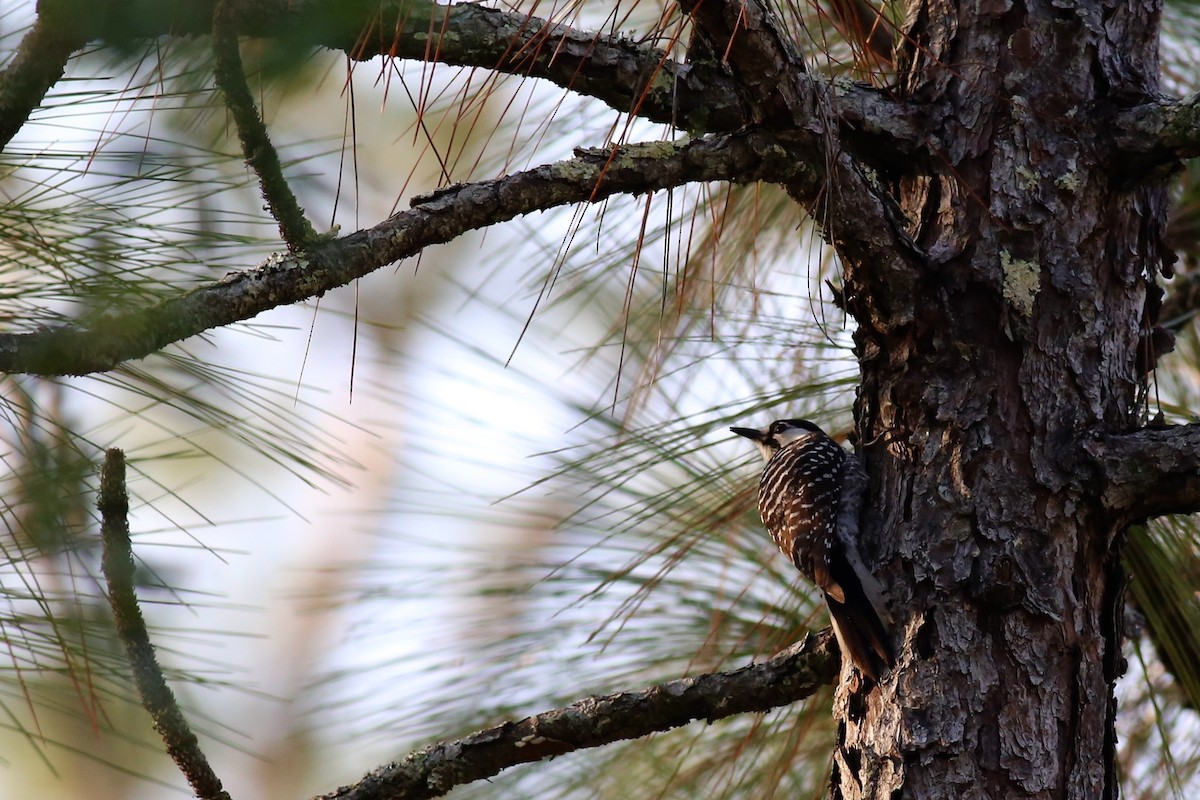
top-left (0, 131), bottom-right (821, 377)
top-left (55, 1), bottom-right (1200, 196)
top-left (316, 631), bottom-right (838, 800)
top-left (1084, 425), bottom-right (1200, 521)
top-left (680, 0), bottom-right (924, 328)
top-left (341, 0), bottom-right (749, 135)
top-left (1110, 94), bottom-right (1200, 166)
top-left (41, 0), bottom-right (921, 148)
top-left (45, 0), bottom-right (743, 132)
top-left (680, 0), bottom-right (813, 128)
top-left (99, 448), bottom-right (232, 800)
top-left (211, 0), bottom-right (317, 249)
top-left (0, 12), bottom-right (86, 151)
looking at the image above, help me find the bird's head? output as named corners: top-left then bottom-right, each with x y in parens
top-left (730, 418), bottom-right (825, 462)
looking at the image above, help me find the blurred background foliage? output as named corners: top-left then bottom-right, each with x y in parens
top-left (0, 0), bottom-right (1198, 798)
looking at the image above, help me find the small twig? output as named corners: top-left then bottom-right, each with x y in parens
top-left (211, 0), bottom-right (316, 249)
top-left (315, 630), bottom-right (839, 800)
top-left (98, 448), bottom-right (233, 800)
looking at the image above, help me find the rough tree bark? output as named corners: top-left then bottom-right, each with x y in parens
top-left (837, 0), bottom-right (1168, 797)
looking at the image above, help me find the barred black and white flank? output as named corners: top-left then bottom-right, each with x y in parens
top-left (732, 419), bottom-right (893, 680)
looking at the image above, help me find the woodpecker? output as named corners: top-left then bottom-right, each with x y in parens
top-left (731, 419), bottom-right (893, 680)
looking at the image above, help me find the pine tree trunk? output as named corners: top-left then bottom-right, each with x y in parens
top-left (835, 0), bottom-right (1167, 797)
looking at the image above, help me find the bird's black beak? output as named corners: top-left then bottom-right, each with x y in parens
top-left (730, 426), bottom-right (763, 441)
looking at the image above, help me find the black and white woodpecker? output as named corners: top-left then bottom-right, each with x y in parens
top-left (731, 419), bottom-right (894, 680)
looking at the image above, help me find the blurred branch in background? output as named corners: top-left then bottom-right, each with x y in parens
top-left (99, 447), bottom-right (231, 800)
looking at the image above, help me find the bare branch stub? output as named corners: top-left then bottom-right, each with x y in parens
top-left (1110, 94), bottom-right (1200, 167)
top-left (1083, 425), bottom-right (1200, 522)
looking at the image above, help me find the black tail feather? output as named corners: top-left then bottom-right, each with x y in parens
top-left (826, 592), bottom-right (894, 681)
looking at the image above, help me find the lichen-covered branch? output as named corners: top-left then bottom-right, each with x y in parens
top-left (1110, 94), bottom-right (1200, 166)
top-left (0, 131), bottom-right (821, 377)
top-left (1084, 424), bottom-right (1200, 522)
top-left (99, 449), bottom-right (232, 800)
top-left (316, 631), bottom-right (838, 800)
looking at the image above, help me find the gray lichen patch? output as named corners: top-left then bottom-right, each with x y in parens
top-left (1000, 251), bottom-right (1040, 317)
top-left (552, 158), bottom-right (602, 182)
top-left (613, 140), bottom-right (681, 163)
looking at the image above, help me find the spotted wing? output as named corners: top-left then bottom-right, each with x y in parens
top-left (756, 434), bottom-right (845, 589)
top-left (758, 438), bottom-right (894, 679)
